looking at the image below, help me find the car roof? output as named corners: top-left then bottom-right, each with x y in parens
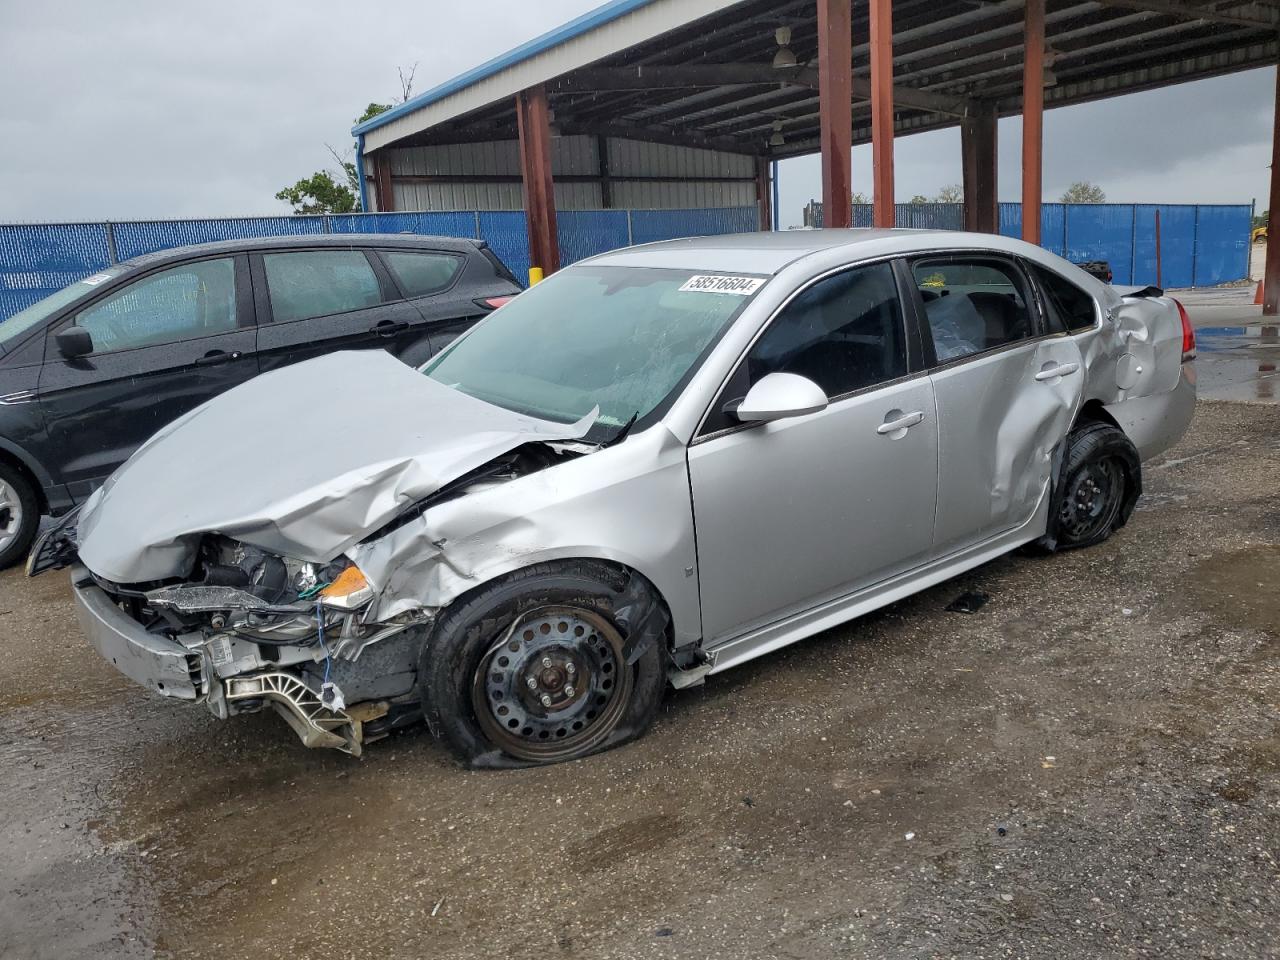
top-left (583, 228), bottom-right (1089, 278)
top-left (122, 233), bottom-right (486, 268)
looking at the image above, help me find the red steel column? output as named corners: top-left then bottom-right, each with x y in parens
top-left (1021, 0), bottom-right (1045, 245)
top-left (962, 106), bottom-right (998, 233)
top-left (374, 151), bottom-right (396, 213)
top-left (869, 0), bottom-right (894, 228)
top-left (1265, 63), bottom-right (1280, 315)
top-left (755, 157), bottom-right (773, 231)
top-left (817, 0), bottom-right (852, 229)
top-left (516, 84), bottom-right (561, 278)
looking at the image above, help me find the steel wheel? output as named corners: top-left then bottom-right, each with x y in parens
top-left (471, 606), bottom-right (633, 763)
top-left (0, 476), bottom-right (24, 558)
top-left (1058, 457), bottom-right (1123, 543)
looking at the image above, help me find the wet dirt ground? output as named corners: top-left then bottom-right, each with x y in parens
top-left (2, 399), bottom-right (1278, 960)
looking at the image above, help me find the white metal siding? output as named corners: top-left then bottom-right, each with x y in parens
top-left (610, 180), bottom-right (755, 209)
top-left (384, 136), bottom-right (753, 212)
top-left (362, 0), bottom-right (747, 152)
top-left (607, 139), bottom-right (753, 178)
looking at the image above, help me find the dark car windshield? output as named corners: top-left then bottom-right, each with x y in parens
top-left (423, 265), bottom-right (765, 434)
top-left (0, 266), bottom-right (129, 349)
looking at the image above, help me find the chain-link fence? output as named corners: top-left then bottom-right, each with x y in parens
top-left (801, 200), bottom-right (1252, 288)
top-left (0, 206), bottom-right (761, 321)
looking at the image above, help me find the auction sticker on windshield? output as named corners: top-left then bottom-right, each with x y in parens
top-left (678, 275), bottom-right (766, 295)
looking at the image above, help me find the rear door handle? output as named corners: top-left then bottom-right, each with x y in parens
top-left (1035, 361), bottom-right (1080, 381)
top-left (876, 410), bottom-right (925, 435)
top-left (371, 320), bottom-right (409, 337)
top-left (195, 349), bottom-right (240, 367)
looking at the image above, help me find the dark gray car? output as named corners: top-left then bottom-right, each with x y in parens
top-left (0, 234), bottom-right (521, 567)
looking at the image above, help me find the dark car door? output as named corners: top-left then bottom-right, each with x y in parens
top-left (36, 254), bottom-right (259, 501)
top-left (252, 247), bottom-right (420, 374)
top-left (373, 248), bottom-right (488, 362)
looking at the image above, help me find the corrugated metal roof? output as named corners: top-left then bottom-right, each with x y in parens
top-left (356, 0), bottom-right (746, 152)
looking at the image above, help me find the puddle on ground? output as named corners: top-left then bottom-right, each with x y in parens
top-left (1186, 544), bottom-right (1280, 636)
top-left (1194, 325), bottom-right (1280, 403)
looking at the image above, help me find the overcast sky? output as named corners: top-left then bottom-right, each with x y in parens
top-left (0, 1), bottom-right (1274, 228)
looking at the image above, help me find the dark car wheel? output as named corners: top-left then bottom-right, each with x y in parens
top-left (419, 561), bottom-right (667, 768)
top-left (1035, 421), bottom-right (1141, 552)
top-left (0, 463), bottom-right (40, 570)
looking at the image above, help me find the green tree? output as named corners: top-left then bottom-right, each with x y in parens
top-left (851, 191), bottom-right (869, 205)
top-left (275, 67), bottom-right (412, 215)
top-left (275, 170), bottom-right (359, 215)
top-left (1060, 181), bottom-right (1106, 203)
top-left (934, 184), bottom-right (963, 203)
top-left (909, 194), bottom-right (929, 204)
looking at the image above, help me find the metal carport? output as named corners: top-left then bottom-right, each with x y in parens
top-left (352, 0), bottom-right (1280, 308)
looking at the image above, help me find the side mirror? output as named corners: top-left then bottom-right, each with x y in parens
top-left (733, 372), bottom-right (828, 424)
top-left (55, 326), bottom-right (93, 359)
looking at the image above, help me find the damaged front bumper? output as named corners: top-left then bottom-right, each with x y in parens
top-left (69, 563), bottom-right (427, 757)
top-left (73, 567), bottom-right (207, 701)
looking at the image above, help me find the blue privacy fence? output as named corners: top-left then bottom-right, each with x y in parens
top-left (804, 201), bottom-right (1252, 289)
top-left (0, 206), bottom-right (759, 321)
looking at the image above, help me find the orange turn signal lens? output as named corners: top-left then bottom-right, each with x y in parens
top-left (320, 565), bottom-right (369, 598)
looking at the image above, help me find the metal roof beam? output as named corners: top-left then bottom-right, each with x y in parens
top-left (558, 119), bottom-right (760, 156)
top-left (558, 64), bottom-right (973, 117)
top-left (1092, 0), bottom-right (1279, 29)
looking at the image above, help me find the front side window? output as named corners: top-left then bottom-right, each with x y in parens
top-left (0, 265), bottom-right (130, 350)
top-left (423, 265), bottom-right (762, 437)
top-left (382, 251), bottom-right (462, 298)
top-left (913, 258), bottom-right (1033, 362)
top-left (263, 250), bottom-right (381, 323)
top-left (1029, 263), bottom-right (1099, 333)
top-left (73, 258), bottom-right (236, 354)
top-left (745, 262), bottom-right (907, 398)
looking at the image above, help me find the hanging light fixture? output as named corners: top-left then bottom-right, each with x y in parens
top-left (769, 119), bottom-right (786, 147)
top-left (772, 26), bottom-right (797, 69)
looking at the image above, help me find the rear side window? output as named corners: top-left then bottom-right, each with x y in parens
top-left (382, 251), bottom-right (462, 298)
top-left (912, 258), bottom-right (1033, 362)
top-left (263, 250), bottom-right (381, 323)
top-left (1029, 264), bottom-right (1099, 333)
top-left (74, 258), bottom-right (237, 353)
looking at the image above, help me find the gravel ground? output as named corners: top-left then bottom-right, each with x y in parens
top-left (1, 399), bottom-right (1277, 960)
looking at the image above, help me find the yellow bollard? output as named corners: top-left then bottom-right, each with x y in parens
top-left (528, 266), bottom-right (545, 286)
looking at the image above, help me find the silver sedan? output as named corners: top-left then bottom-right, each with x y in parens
top-left (31, 230), bottom-right (1197, 766)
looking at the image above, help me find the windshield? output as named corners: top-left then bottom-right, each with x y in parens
top-left (423, 265), bottom-right (765, 434)
top-left (0, 266), bottom-right (129, 349)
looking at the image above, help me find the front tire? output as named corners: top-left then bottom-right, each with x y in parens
top-left (419, 561), bottom-right (666, 768)
top-left (1035, 421), bottom-right (1140, 552)
top-left (0, 463), bottom-right (40, 570)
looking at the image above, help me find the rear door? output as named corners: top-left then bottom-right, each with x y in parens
top-left (910, 254), bottom-right (1084, 556)
top-left (373, 247), bottom-right (477, 361)
top-left (252, 247), bottom-right (419, 374)
top-left (36, 254), bottom-right (258, 499)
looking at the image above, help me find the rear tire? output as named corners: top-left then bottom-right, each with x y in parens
top-left (419, 561), bottom-right (667, 768)
top-left (0, 463), bottom-right (40, 570)
top-left (1034, 421), bottom-right (1140, 553)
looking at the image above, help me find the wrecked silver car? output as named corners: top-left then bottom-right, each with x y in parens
top-left (29, 230), bottom-right (1196, 766)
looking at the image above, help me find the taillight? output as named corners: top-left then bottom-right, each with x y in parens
top-left (1173, 298), bottom-right (1196, 360)
top-left (476, 296), bottom-right (514, 310)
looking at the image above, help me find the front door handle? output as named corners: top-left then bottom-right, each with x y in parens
top-left (371, 320), bottom-right (409, 337)
top-left (876, 410), bottom-right (925, 436)
top-left (195, 349), bottom-right (240, 367)
top-left (1035, 361), bottom-right (1080, 381)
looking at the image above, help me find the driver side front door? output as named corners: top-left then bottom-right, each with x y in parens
top-left (688, 260), bottom-right (938, 658)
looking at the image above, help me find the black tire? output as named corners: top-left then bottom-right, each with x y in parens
top-left (0, 462), bottom-right (40, 570)
top-left (1034, 420), bottom-right (1141, 553)
top-left (419, 560), bottom-right (667, 768)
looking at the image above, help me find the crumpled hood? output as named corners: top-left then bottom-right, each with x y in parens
top-left (77, 350), bottom-right (593, 583)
